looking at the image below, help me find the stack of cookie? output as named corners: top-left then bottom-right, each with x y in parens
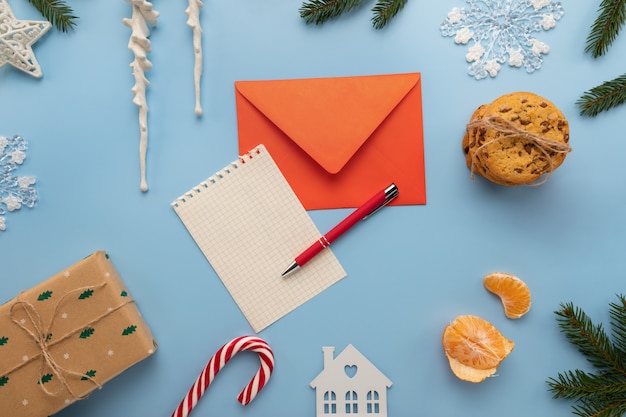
top-left (462, 92), bottom-right (571, 186)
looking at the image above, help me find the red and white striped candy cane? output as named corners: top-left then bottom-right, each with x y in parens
top-left (171, 336), bottom-right (274, 417)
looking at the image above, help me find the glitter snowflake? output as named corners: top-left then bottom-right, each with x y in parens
top-left (0, 135), bottom-right (37, 231)
top-left (440, 0), bottom-right (565, 80)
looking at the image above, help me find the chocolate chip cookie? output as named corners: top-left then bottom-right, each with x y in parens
top-left (463, 92), bottom-right (570, 186)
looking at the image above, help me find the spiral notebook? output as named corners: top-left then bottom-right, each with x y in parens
top-left (171, 145), bottom-right (346, 332)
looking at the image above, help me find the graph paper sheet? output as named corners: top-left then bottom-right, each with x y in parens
top-left (172, 145), bottom-right (347, 332)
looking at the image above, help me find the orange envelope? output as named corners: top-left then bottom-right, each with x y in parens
top-left (235, 72), bottom-right (426, 210)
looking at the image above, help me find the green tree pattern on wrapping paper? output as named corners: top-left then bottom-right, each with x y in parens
top-left (78, 289), bottom-right (94, 299)
top-left (120, 290), bottom-right (128, 297)
top-left (0, 336), bottom-right (8, 346)
top-left (79, 327), bottom-right (95, 339)
top-left (38, 374), bottom-right (53, 384)
top-left (122, 325), bottom-right (137, 336)
top-left (0, 376), bottom-right (8, 387)
top-left (81, 370), bottom-right (97, 381)
top-left (37, 290), bottom-right (53, 301)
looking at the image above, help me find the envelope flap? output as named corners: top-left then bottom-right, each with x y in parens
top-left (235, 73), bottom-right (420, 174)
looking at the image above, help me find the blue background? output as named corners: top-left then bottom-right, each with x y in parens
top-left (1, 1), bottom-right (625, 416)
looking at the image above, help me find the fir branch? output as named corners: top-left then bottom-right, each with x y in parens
top-left (577, 73), bottom-right (626, 117)
top-left (26, 0), bottom-right (78, 32)
top-left (299, 0), bottom-right (366, 26)
top-left (371, 0), bottom-right (407, 29)
top-left (585, 0), bottom-right (626, 58)
top-left (548, 370), bottom-right (626, 400)
top-left (572, 398), bottom-right (626, 417)
top-left (547, 296), bottom-right (626, 417)
top-left (554, 301), bottom-right (626, 376)
top-left (610, 295), bottom-right (626, 353)
top-left (300, 0), bottom-right (406, 29)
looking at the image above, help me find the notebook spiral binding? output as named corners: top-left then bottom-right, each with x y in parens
top-left (171, 145), bottom-right (265, 208)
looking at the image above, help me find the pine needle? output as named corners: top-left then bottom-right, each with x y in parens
top-left (577, 73), bottom-right (626, 116)
top-left (371, 0), bottom-right (407, 29)
top-left (299, 0), bottom-right (366, 26)
top-left (585, 0), bottom-right (626, 58)
top-left (26, 0), bottom-right (78, 32)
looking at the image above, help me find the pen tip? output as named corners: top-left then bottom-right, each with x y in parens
top-left (282, 261), bottom-right (299, 277)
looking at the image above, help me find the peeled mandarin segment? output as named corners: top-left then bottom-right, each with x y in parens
top-left (443, 325), bottom-right (500, 369)
top-left (483, 272), bottom-right (532, 319)
top-left (442, 315), bottom-right (514, 382)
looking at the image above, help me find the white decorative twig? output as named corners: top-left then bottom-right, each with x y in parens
top-left (186, 0), bottom-right (204, 116)
top-left (123, 0), bottom-right (159, 192)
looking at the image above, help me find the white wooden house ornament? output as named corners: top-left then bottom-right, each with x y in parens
top-left (310, 344), bottom-right (392, 416)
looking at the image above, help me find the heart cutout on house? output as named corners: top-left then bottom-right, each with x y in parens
top-left (344, 364), bottom-right (357, 378)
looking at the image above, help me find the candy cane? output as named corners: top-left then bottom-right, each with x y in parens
top-left (171, 336), bottom-right (274, 417)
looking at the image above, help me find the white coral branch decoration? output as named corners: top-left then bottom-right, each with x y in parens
top-left (186, 0), bottom-right (204, 116)
top-left (123, 0), bottom-right (159, 192)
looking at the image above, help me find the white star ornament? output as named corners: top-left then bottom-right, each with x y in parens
top-left (0, 0), bottom-right (51, 78)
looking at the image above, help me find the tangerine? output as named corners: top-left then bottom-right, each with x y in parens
top-left (483, 272), bottom-right (532, 319)
top-left (442, 315), bottom-right (514, 383)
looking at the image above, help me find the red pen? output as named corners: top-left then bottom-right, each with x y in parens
top-left (281, 183), bottom-right (399, 277)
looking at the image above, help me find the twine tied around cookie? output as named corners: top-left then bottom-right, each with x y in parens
top-left (5, 283), bottom-right (135, 400)
top-left (467, 115), bottom-right (572, 186)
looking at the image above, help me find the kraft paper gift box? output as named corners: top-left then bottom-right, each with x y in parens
top-left (0, 251), bottom-right (157, 417)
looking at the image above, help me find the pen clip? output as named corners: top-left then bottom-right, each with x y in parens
top-left (363, 183), bottom-right (399, 219)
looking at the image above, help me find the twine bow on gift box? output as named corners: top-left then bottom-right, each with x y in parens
top-left (466, 115), bottom-right (572, 186)
top-left (4, 283), bottom-right (135, 400)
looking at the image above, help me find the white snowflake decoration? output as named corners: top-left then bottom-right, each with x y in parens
top-left (0, 135), bottom-right (37, 231)
top-left (440, 0), bottom-right (564, 80)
